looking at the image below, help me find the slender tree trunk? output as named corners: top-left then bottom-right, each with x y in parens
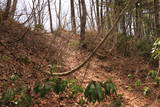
top-left (100, 0), bottom-right (104, 32)
top-left (38, 0), bottom-right (41, 25)
top-left (90, 0), bottom-right (95, 30)
top-left (70, 0), bottom-right (76, 33)
top-left (106, 0), bottom-right (111, 30)
top-left (120, 0), bottom-right (126, 35)
top-left (135, 1), bottom-right (142, 38)
top-left (96, 0), bottom-right (100, 31)
top-left (47, 0), bottom-right (53, 33)
top-left (80, 0), bottom-right (87, 47)
top-left (3, 0), bottom-right (12, 21)
top-left (32, 0), bottom-right (37, 26)
top-left (154, 0), bottom-right (160, 37)
top-left (58, 0), bottom-right (61, 28)
top-left (10, 0), bottom-right (18, 18)
top-left (78, 0), bottom-right (82, 21)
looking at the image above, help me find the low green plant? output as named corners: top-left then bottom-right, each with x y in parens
top-left (18, 55), bottom-right (30, 64)
top-left (1, 55), bottom-right (11, 61)
top-left (70, 84), bottom-right (83, 95)
top-left (135, 79), bottom-right (142, 87)
top-left (136, 37), bottom-right (154, 58)
top-left (34, 24), bottom-right (44, 31)
top-left (34, 78), bottom-right (68, 97)
top-left (84, 81), bottom-right (104, 103)
top-left (127, 74), bottom-right (134, 79)
top-left (50, 78), bottom-right (68, 94)
top-left (48, 64), bottom-right (57, 73)
top-left (32, 64), bottom-right (41, 71)
top-left (10, 73), bottom-right (21, 81)
top-left (78, 97), bottom-right (86, 106)
top-left (148, 70), bottom-right (158, 79)
top-left (34, 83), bottom-right (52, 97)
top-left (111, 98), bottom-right (125, 107)
top-left (152, 38), bottom-right (160, 59)
top-left (102, 79), bottom-right (116, 96)
top-left (143, 87), bottom-right (150, 96)
top-left (68, 40), bottom-right (80, 48)
top-left (0, 87), bottom-right (32, 107)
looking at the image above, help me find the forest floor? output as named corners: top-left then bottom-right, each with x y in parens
top-left (46, 33), bottom-right (159, 107)
top-left (0, 21), bottom-right (160, 107)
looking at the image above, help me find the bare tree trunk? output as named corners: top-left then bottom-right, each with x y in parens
top-left (58, 0), bottom-right (61, 29)
top-left (106, 0), bottom-right (111, 30)
top-left (78, 0), bottom-right (82, 21)
top-left (154, 0), bottom-right (160, 37)
top-left (32, 0), bottom-right (37, 25)
top-left (3, 0), bottom-right (12, 21)
top-left (90, 0), bottom-right (95, 30)
top-left (120, 1), bottom-right (126, 35)
top-left (38, 0), bottom-right (41, 25)
top-left (70, 0), bottom-right (76, 33)
top-left (100, 0), bottom-right (104, 32)
top-left (10, 0), bottom-right (17, 18)
top-left (80, 0), bottom-right (87, 47)
top-left (47, 0), bottom-right (53, 33)
top-left (135, 1), bottom-right (142, 38)
top-left (96, 0), bottom-right (100, 31)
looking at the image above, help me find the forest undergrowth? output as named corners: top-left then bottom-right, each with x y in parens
top-left (0, 20), bottom-right (160, 107)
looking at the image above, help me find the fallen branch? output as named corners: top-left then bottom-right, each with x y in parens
top-left (47, 0), bottom-right (138, 76)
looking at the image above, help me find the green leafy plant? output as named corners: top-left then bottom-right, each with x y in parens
top-left (32, 64), bottom-right (41, 71)
top-left (135, 79), bottom-right (142, 87)
top-left (143, 87), bottom-right (150, 96)
top-left (0, 87), bottom-right (32, 107)
top-left (34, 83), bottom-right (52, 97)
top-left (35, 24), bottom-right (44, 30)
top-left (152, 38), bottom-right (160, 59)
top-left (111, 97), bottom-right (125, 107)
top-left (10, 74), bottom-right (21, 81)
top-left (48, 64), bottom-right (57, 73)
top-left (148, 70), bottom-right (158, 79)
top-left (84, 81), bottom-right (104, 103)
top-left (78, 97), bottom-right (86, 106)
top-left (127, 74), bottom-right (134, 79)
top-left (102, 79), bottom-right (116, 96)
top-left (70, 84), bottom-right (83, 95)
top-left (154, 77), bottom-right (160, 85)
top-left (18, 55), bottom-right (30, 64)
top-left (1, 55), bottom-right (11, 61)
top-left (49, 78), bottom-right (68, 94)
top-left (68, 79), bottom-right (84, 95)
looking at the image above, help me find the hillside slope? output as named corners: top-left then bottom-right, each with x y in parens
top-left (0, 20), bottom-right (160, 107)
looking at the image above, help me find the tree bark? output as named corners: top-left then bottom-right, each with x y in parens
top-left (154, 0), bottom-right (160, 37)
top-left (3, 0), bottom-right (12, 21)
top-left (10, 0), bottom-right (18, 18)
top-left (47, 0), bottom-right (53, 33)
top-left (70, 0), bottom-right (76, 33)
top-left (96, 0), bottom-right (100, 31)
top-left (80, 0), bottom-right (87, 46)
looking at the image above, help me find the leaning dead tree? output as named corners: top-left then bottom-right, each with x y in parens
top-left (45, 0), bottom-right (139, 76)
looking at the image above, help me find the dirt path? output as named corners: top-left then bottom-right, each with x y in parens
top-left (51, 33), bottom-right (160, 107)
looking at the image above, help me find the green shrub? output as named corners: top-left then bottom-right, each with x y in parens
top-left (116, 33), bottom-right (132, 56)
top-left (84, 81), bottom-right (104, 103)
top-left (136, 37), bottom-right (154, 58)
top-left (0, 87), bottom-right (32, 107)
